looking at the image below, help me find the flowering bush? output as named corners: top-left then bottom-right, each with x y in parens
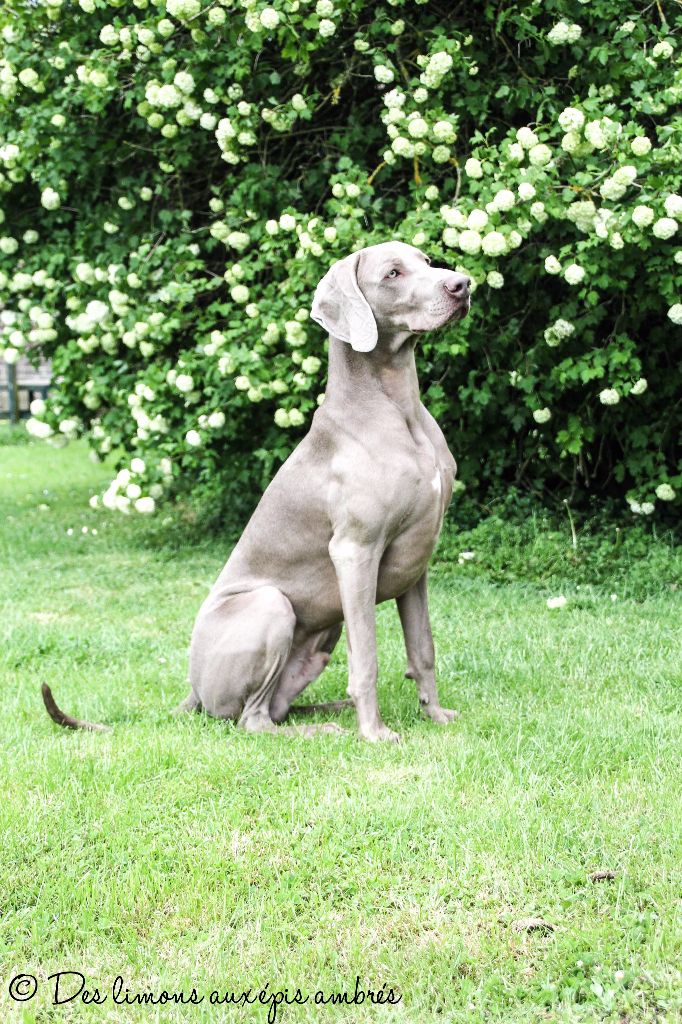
top-left (1, 0), bottom-right (680, 517)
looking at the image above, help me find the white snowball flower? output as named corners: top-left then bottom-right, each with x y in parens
top-left (528, 143), bottom-right (552, 166)
top-left (600, 178), bottom-right (626, 201)
top-left (131, 457), bottom-right (146, 474)
top-left (584, 121), bottom-right (607, 149)
top-left (613, 165), bottom-right (637, 186)
top-left (641, 502), bottom-right (655, 515)
top-left (442, 206), bottom-right (467, 228)
top-left (279, 213), bottom-right (296, 231)
top-left (632, 205), bottom-right (654, 228)
top-left (544, 319), bottom-right (575, 346)
top-left (383, 88), bottom-right (406, 110)
top-left (533, 408), bottom-right (551, 424)
top-left (486, 271), bottom-right (504, 289)
top-left (653, 218), bottom-right (678, 240)
top-left (547, 21), bottom-right (581, 44)
top-left (467, 209), bottom-right (488, 231)
top-left (507, 142), bottom-right (524, 162)
top-left (99, 24), bottom-right (119, 45)
top-left (227, 230), bottom-right (250, 251)
top-left (30, 398), bottom-right (46, 417)
top-left (126, 483), bottom-right (142, 500)
top-left (41, 187), bottom-right (61, 210)
top-left (655, 483), bottom-right (675, 501)
top-left (26, 418), bottom-right (53, 439)
top-left (630, 378), bottom-right (648, 395)
top-left (493, 189), bottom-right (515, 212)
top-left (432, 120), bottom-right (456, 143)
top-left (185, 429), bottom-right (201, 446)
top-left (544, 255), bottom-right (562, 274)
top-left (663, 194), bottom-right (682, 219)
top-left (318, 18), bottom-right (336, 37)
top-left (631, 136), bottom-right (652, 156)
top-left (174, 71), bottom-right (194, 95)
top-left (374, 65), bottom-right (395, 84)
top-left (599, 388), bottom-right (619, 405)
top-left (481, 231), bottom-right (506, 256)
top-left (135, 496), bottom-right (156, 514)
top-left (558, 107), bottom-right (585, 132)
top-left (260, 7), bottom-right (280, 28)
top-left (207, 410), bottom-right (226, 428)
top-left (166, 0), bottom-right (201, 20)
top-left (392, 137), bottom-right (414, 157)
top-left (518, 182), bottom-right (536, 201)
top-left (464, 157), bottom-right (483, 178)
top-left (652, 40), bottom-right (674, 60)
top-left (231, 284), bottom-right (249, 303)
top-left (564, 263), bottom-right (585, 285)
top-left (18, 67), bottom-right (40, 89)
top-left (316, 0), bottom-right (334, 13)
top-left (407, 117), bottom-right (429, 139)
top-left (561, 131), bottom-right (581, 154)
top-left (442, 228), bottom-right (459, 248)
top-left (458, 230), bottom-right (482, 255)
top-left (516, 127), bottom-right (538, 149)
top-left (175, 373), bottom-right (194, 393)
top-left (667, 303), bottom-right (682, 325)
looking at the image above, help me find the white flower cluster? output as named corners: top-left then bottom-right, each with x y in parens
top-left (547, 21), bottom-right (582, 45)
top-left (544, 319), bottom-right (575, 347)
top-left (98, 459), bottom-right (172, 515)
top-left (419, 51), bottom-right (454, 89)
top-left (628, 499), bottom-right (655, 515)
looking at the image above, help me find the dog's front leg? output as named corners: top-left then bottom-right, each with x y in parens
top-left (329, 536), bottom-right (399, 743)
top-left (397, 572), bottom-right (458, 724)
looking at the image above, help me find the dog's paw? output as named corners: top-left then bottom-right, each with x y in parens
top-left (423, 705), bottom-right (459, 725)
top-left (361, 723), bottom-right (401, 743)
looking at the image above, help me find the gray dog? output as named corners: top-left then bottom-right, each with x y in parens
top-left (42, 241), bottom-right (470, 742)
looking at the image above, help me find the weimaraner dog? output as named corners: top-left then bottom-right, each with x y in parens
top-left (184, 241), bottom-right (470, 742)
top-left (41, 241), bottom-right (470, 742)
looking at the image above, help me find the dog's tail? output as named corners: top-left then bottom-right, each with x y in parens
top-left (41, 683), bottom-right (111, 733)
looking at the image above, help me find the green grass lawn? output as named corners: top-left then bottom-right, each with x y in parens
top-left (1, 436), bottom-right (681, 1023)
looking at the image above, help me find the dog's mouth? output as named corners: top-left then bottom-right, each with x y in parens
top-left (450, 299), bottom-right (470, 322)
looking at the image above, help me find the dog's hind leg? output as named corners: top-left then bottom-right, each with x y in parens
top-left (269, 625), bottom-right (345, 723)
top-left (171, 691), bottom-right (202, 715)
top-left (190, 589), bottom-right (348, 736)
top-left (190, 586), bottom-right (296, 731)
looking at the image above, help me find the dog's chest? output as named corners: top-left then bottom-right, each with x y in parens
top-left (376, 436), bottom-right (451, 599)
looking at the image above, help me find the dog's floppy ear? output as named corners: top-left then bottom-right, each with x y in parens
top-left (310, 249), bottom-right (378, 353)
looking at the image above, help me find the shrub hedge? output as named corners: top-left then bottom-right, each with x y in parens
top-left (1, 0), bottom-right (680, 518)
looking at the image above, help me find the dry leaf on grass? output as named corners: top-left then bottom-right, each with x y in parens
top-left (589, 869), bottom-right (617, 882)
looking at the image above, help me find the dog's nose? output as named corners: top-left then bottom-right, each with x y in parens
top-left (442, 272), bottom-right (470, 298)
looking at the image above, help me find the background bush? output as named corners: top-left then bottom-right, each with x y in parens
top-left (1, 0), bottom-right (680, 520)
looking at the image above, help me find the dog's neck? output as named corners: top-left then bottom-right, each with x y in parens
top-left (325, 333), bottom-right (421, 422)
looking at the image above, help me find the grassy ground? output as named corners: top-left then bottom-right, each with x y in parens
top-left (1, 434), bottom-right (681, 1023)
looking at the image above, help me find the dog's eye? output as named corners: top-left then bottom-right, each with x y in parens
top-left (386, 268), bottom-right (401, 279)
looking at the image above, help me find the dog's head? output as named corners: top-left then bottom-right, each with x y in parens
top-left (310, 241), bottom-right (470, 352)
